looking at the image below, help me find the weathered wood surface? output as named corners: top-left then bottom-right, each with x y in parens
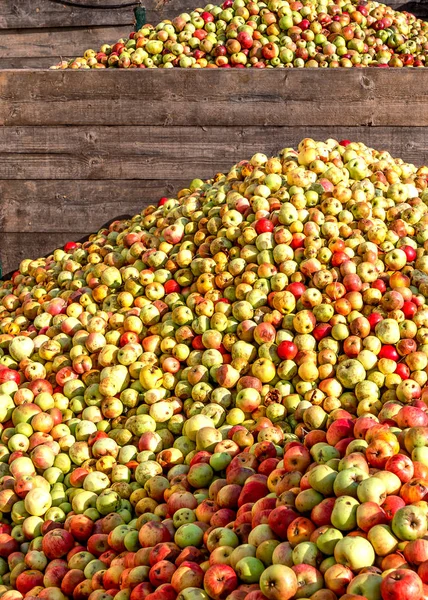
top-left (2, 70), bottom-right (428, 127)
top-left (1, 68), bottom-right (428, 274)
top-left (1, 58), bottom-right (67, 69)
top-left (2, 125), bottom-right (428, 184)
top-left (1, 25), bottom-right (133, 69)
top-left (2, 0), bottom-right (133, 29)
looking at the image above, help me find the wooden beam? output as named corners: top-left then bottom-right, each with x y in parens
top-left (1, 70), bottom-right (428, 127)
top-left (2, 125), bottom-right (428, 183)
top-left (1, 0), bottom-right (132, 29)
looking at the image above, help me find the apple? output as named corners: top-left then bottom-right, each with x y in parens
top-left (334, 536), bottom-right (375, 571)
top-left (381, 568), bottom-right (423, 600)
top-left (392, 505), bottom-right (428, 541)
top-left (404, 539), bottom-right (428, 566)
top-left (347, 572), bottom-right (382, 600)
top-left (367, 524), bottom-right (399, 557)
top-left (324, 563), bottom-right (354, 596)
top-left (292, 564), bottom-right (323, 597)
top-left (307, 465), bottom-right (337, 496)
top-left (259, 565), bottom-right (298, 600)
top-left (385, 454), bottom-right (415, 484)
top-left (235, 557), bottom-right (265, 583)
top-left (203, 564), bottom-right (238, 600)
top-left (42, 529), bottom-right (75, 559)
top-left (331, 496), bottom-right (360, 531)
top-left (172, 563), bottom-right (204, 592)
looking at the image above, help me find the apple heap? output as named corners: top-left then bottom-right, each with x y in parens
top-left (51, 0), bottom-right (428, 70)
top-left (2, 137), bottom-right (428, 600)
top-left (5, 414), bottom-right (428, 600)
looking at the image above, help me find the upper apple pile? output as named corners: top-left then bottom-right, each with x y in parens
top-left (3, 138), bottom-right (428, 600)
top-left (51, 0), bottom-right (428, 69)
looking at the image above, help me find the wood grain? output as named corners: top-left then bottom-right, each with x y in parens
top-left (2, 0), bottom-right (134, 29)
top-left (1, 57), bottom-right (67, 69)
top-left (1, 125), bottom-right (428, 183)
top-left (1, 70), bottom-right (428, 127)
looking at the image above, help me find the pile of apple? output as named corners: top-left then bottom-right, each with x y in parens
top-left (50, 0), bottom-right (428, 70)
top-left (2, 137), bottom-right (428, 600)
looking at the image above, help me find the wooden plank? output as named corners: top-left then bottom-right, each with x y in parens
top-left (0, 125), bottom-right (250, 180)
top-left (0, 179), bottom-right (188, 232)
top-left (1, 70), bottom-right (428, 127)
top-left (0, 27), bottom-right (132, 60)
top-left (0, 57), bottom-right (71, 69)
top-left (1, 0), bottom-right (205, 30)
top-left (2, 125), bottom-right (428, 181)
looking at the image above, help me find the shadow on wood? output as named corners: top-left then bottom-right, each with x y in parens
top-left (395, 1), bottom-right (428, 18)
top-left (1, 214), bottom-right (133, 281)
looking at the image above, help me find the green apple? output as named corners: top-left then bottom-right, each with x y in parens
top-left (308, 464), bottom-right (337, 496)
top-left (334, 536), bottom-right (375, 570)
top-left (316, 527), bottom-right (343, 555)
top-left (331, 496), bottom-right (360, 531)
top-left (392, 506), bottom-right (428, 541)
top-left (236, 557), bottom-right (265, 583)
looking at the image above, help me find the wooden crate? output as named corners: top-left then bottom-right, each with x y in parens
top-left (0, 0), bottom-right (421, 69)
top-left (1, 68), bottom-right (428, 274)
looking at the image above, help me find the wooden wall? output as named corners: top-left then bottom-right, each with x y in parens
top-left (1, 68), bottom-right (428, 275)
top-left (0, 0), bottom-right (421, 69)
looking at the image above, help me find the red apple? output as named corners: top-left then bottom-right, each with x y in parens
top-left (381, 568), bottom-right (423, 600)
top-left (385, 454), bottom-right (415, 483)
top-left (404, 539), bottom-right (428, 566)
top-left (203, 564), bottom-right (238, 600)
top-left (42, 529), bottom-right (75, 559)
